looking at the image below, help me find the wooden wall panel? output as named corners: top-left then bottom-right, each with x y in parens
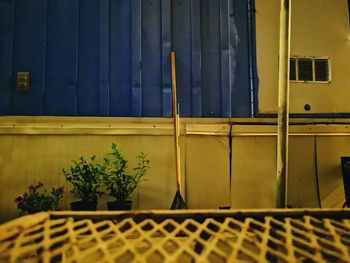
top-left (131, 135), bottom-right (179, 210)
top-left (185, 136), bottom-right (230, 209)
top-left (0, 135), bottom-right (177, 222)
top-left (316, 136), bottom-right (349, 208)
top-left (1, 118), bottom-right (349, 222)
top-left (288, 136), bottom-right (319, 208)
top-left (231, 136), bottom-right (277, 208)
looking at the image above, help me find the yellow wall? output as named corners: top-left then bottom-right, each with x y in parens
top-left (256, 0), bottom-right (350, 114)
top-left (1, 117), bottom-right (349, 222)
top-left (0, 117), bottom-right (231, 222)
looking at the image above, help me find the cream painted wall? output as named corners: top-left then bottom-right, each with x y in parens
top-left (1, 117), bottom-right (349, 222)
top-left (231, 136), bottom-right (277, 208)
top-left (186, 136), bottom-right (230, 209)
top-left (0, 135), bottom-right (179, 222)
top-left (256, 0), bottom-right (350, 114)
top-left (231, 135), bottom-right (320, 209)
top-left (0, 117), bottom-right (232, 222)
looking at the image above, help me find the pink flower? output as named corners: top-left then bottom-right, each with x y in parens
top-left (28, 182), bottom-right (44, 192)
top-left (56, 186), bottom-right (64, 194)
top-left (28, 184), bottom-right (36, 192)
top-left (14, 195), bottom-right (24, 203)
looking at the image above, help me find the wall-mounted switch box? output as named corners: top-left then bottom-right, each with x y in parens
top-left (16, 72), bottom-right (30, 91)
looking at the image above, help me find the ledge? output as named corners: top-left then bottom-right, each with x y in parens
top-left (1, 116), bottom-right (350, 136)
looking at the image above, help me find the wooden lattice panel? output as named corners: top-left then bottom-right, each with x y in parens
top-left (1, 210), bottom-right (350, 262)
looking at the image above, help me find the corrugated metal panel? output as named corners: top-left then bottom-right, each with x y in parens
top-left (0, 1), bottom-right (14, 115)
top-left (0, 0), bottom-right (257, 118)
top-left (45, 0), bottom-right (79, 116)
top-left (110, 0), bottom-right (132, 116)
top-left (11, 0), bottom-right (47, 115)
top-left (79, 0), bottom-right (100, 116)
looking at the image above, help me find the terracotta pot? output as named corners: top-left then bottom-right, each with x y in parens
top-left (70, 200), bottom-right (97, 211)
top-left (107, 200), bottom-right (132, 211)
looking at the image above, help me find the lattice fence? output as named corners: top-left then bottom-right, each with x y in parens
top-left (1, 210), bottom-right (350, 262)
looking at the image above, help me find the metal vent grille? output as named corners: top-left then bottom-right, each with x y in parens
top-left (290, 58), bottom-right (296, 81)
top-left (1, 210), bottom-right (350, 262)
top-left (298, 58), bottom-right (313, 81)
top-left (290, 57), bottom-right (330, 83)
top-left (315, 58), bottom-right (330, 82)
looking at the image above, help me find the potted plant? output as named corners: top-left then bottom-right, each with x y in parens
top-left (62, 155), bottom-right (105, 211)
top-left (14, 182), bottom-right (64, 215)
top-left (103, 143), bottom-right (150, 210)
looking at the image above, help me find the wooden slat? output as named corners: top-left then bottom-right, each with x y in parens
top-left (1, 210), bottom-right (350, 262)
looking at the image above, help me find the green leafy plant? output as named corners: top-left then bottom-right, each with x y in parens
top-left (62, 155), bottom-right (105, 202)
top-left (15, 182), bottom-right (64, 215)
top-left (103, 143), bottom-right (150, 201)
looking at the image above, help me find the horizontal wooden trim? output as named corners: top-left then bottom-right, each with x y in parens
top-left (1, 116), bottom-right (350, 135)
top-left (48, 208), bottom-right (350, 219)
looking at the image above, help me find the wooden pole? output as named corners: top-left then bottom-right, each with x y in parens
top-left (171, 49), bottom-right (181, 193)
top-left (276, 0), bottom-right (291, 208)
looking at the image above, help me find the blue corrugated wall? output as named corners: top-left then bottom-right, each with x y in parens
top-left (0, 0), bottom-right (257, 117)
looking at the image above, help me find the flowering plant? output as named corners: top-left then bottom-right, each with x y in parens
top-left (15, 182), bottom-right (64, 215)
top-left (62, 155), bottom-right (105, 202)
top-left (103, 143), bottom-right (150, 201)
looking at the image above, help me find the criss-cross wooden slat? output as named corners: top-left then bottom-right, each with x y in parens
top-left (1, 209), bottom-right (350, 262)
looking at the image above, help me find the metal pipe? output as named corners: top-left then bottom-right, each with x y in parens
top-left (276, 0), bottom-right (292, 208)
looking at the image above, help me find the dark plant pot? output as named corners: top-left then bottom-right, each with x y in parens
top-left (70, 200), bottom-right (97, 211)
top-left (107, 200), bottom-right (132, 211)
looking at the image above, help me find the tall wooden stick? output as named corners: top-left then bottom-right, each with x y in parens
top-left (171, 49), bottom-right (181, 193)
top-left (276, 0), bottom-right (292, 208)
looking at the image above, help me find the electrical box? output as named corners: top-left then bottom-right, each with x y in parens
top-left (16, 72), bottom-right (30, 91)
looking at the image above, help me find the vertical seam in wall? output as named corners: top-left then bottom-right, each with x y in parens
top-left (159, 0), bottom-right (162, 117)
top-left (190, 0), bottom-right (202, 117)
top-left (131, 0), bottom-right (142, 117)
top-left (107, 0), bottom-right (111, 116)
top-left (75, 0), bottom-right (80, 116)
top-left (228, 0), bottom-right (234, 118)
top-left (247, 0), bottom-right (255, 118)
top-left (220, 0), bottom-right (231, 118)
top-left (314, 135), bottom-right (322, 208)
top-left (229, 122), bottom-right (233, 206)
top-left (160, 0), bottom-right (171, 117)
top-left (98, 0), bottom-right (110, 116)
top-left (170, 0), bottom-right (173, 48)
top-left (190, 0), bottom-right (192, 116)
top-left (251, 0), bottom-right (258, 117)
top-left (161, 0), bottom-right (164, 115)
top-left (42, 0), bottom-right (48, 115)
top-left (200, 0), bottom-right (205, 116)
top-left (107, 0), bottom-right (110, 116)
top-left (219, 0), bottom-right (222, 117)
top-left (139, 0), bottom-right (142, 117)
top-left (10, 0), bottom-right (16, 114)
top-left (348, 0), bottom-right (350, 31)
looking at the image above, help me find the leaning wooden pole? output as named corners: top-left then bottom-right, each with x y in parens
top-left (170, 49), bottom-right (186, 209)
top-left (276, 0), bottom-right (292, 208)
top-left (171, 50), bottom-right (181, 194)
